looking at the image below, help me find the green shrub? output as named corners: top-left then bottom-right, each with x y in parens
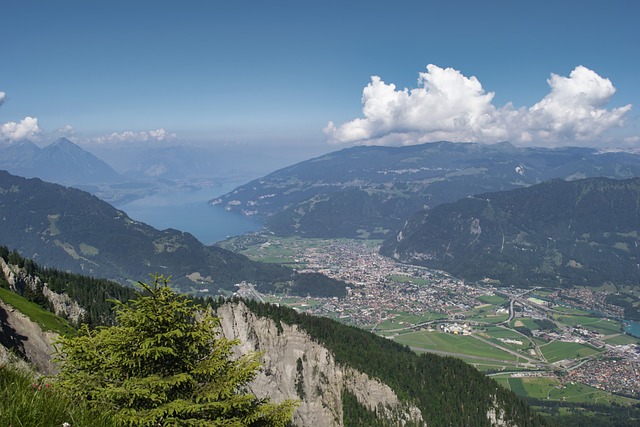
top-left (54, 274), bottom-right (297, 426)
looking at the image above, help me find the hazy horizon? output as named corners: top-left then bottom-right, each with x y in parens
top-left (1, 0), bottom-right (639, 163)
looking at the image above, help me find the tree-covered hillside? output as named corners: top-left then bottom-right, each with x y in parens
top-left (0, 171), bottom-right (346, 297)
top-left (382, 177), bottom-right (640, 289)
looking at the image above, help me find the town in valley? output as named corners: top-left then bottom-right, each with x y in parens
top-left (221, 234), bottom-right (640, 403)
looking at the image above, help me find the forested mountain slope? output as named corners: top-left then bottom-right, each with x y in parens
top-left (381, 177), bottom-right (640, 289)
top-left (0, 171), bottom-right (346, 296)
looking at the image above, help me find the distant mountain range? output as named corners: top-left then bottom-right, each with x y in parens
top-left (0, 137), bottom-right (315, 206)
top-left (0, 170), bottom-right (346, 296)
top-left (381, 177), bottom-right (640, 289)
top-left (213, 141), bottom-right (640, 238)
top-left (0, 138), bottom-right (122, 185)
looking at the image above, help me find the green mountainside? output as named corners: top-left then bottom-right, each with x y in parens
top-left (381, 177), bottom-right (640, 289)
top-left (212, 141), bottom-right (640, 238)
top-left (0, 171), bottom-right (346, 297)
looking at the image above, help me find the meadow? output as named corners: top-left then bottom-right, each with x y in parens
top-left (0, 287), bottom-right (74, 336)
top-left (393, 330), bottom-right (517, 360)
top-left (538, 341), bottom-right (601, 363)
top-left (493, 374), bottom-right (640, 406)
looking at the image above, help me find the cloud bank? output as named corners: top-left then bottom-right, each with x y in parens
top-left (325, 65), bottom-right (632, 147)
top-left (93, 128), bottom-right (177, 144)
top-left (0, 91), bottom-right (42, 141)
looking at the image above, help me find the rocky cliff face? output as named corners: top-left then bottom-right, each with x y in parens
top-left (1, 258), bottom-right (86, 323)
top-left (0, 299), bottom-right (57, 374)
top-left (216, 302), bottom-right (424, 427)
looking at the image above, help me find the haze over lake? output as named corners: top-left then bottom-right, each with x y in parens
top-left (115, 185), bottom-right (262, 245)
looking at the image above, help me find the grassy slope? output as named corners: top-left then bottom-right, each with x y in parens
top-left (0, 287), bottom-right (74, 336)
top-left (0, 364), bottom-right (115, 427)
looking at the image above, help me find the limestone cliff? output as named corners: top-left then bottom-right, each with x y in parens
top-left (216, 302), bottom-right (425, 427)
top-left (0, 299), bottom-right (57, 374)
top-left (0, 257), bottom-right (85, 323)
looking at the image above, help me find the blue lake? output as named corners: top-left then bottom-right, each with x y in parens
top-left (624, 320), bottom-right (640, 339)
top-left (115, 187), bottom-right (262, 245)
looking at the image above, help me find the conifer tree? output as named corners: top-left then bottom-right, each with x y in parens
top-left (54, 274), bottom-right (297, 426)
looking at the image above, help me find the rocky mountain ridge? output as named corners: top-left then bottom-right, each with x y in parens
top-left (217, 302), bottom-right (425, 426)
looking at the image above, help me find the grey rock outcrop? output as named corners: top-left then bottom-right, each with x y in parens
top-left (0, 299), bottom-right (57, 374)
top-left (0, 257), bottom-right (85, 324)
top-left (216, 302), bottom-right (425, 427)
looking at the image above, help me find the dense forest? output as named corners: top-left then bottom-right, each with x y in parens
top-left (0, 245), bottom-right (137, 325)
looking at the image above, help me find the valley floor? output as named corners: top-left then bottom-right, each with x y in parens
top-left (219, 234), bottom-right (640, 406)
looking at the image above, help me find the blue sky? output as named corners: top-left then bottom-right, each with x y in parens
top-left (1, 0), bottom-right (639, 155)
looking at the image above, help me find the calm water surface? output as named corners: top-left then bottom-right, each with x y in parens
top-left (115, 186), bottom-right (261, 245)
top-left (624, 320), bottom-right (640, 338)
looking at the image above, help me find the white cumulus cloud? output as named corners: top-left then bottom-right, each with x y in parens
top-left (0, 116), bottom-right (41, 141)
top-left (0, 90), bottom-right (42, 141)
top-left (325, 65), bottom-right (632, 147)
top-left (93, 128), bottom-right (177, 144)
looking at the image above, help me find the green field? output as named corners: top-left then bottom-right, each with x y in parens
top-left (538, 341), bottom-right (601, 363)
top-left (513, 317), bottom-right (540, 330)
top-left (240, 242), bottom-right (299, 264)
top-left (493, 375), bottom-right (640, 405)
top-left (393, 330), bottom-right (517, 360)
top-left (465, 313), bottom-right (509, 324)
top-left (554, 315), bottom-right (623, 335)
top-left (234, 236), bottom-right (385, 267)
top-left (480, 326), bottom-right (532, 350)
top-left (458, 356), bottom-right (523, 372)
top-left (604, 334), bottom-right (640, 345)
top-left (551, 305), bottom-right (593, 316)
top-left (0, 287), bottom-right (74, 335)
top-left (494, 376), bottom-right (558, 399)
top-left (373, 310), bottom-right (446, 331)
top-left (548, 382), bottom-right (639, 405)
top-left (478, 295), bottom-right (509, 305)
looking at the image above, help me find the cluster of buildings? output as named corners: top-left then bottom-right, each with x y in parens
top-left (295, 240), bottom-right (487, 326)
top-left (567, 358), bottom-right (640, 398)
top-left (246, 236), bottom-right (640, 398)
top-left (546, 288), bottom-right (625, 318)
